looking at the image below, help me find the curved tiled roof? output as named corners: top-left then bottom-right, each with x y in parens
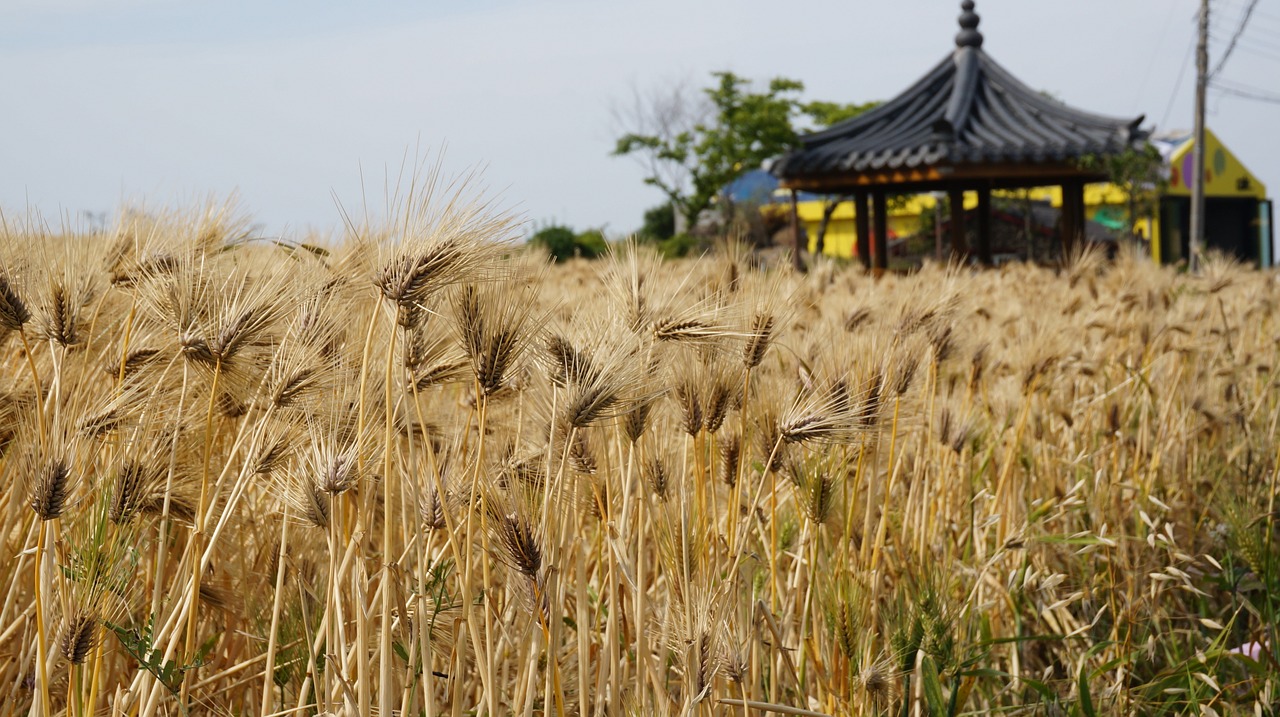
top-left (772, 1), bottom-right (1148, 182)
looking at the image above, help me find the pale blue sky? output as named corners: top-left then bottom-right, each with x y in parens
top-left (1, 0), bottom-right (1275, 239)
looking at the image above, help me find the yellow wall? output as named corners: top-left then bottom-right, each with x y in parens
top-left (796, 195), bottom-right (976, 258)
top-left (1163, 129), bottom-right (1267, 199)
top-left (796, 190), bottom-right (1101, 259)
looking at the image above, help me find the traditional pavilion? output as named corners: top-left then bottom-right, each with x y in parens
top-left (771, 0), bottom-right (1150, 269)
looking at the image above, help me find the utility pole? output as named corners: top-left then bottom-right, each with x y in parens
top-left (1190, 0), bottom-right (1209, 272)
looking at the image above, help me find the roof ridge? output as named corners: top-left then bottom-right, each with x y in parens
top-left (944, 46), bottom-right (982, 135)
top-left (772, 1), bottom-right (1150, 182)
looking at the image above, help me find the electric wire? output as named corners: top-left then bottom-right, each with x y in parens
top-left (1161, 27), bottom-right (1196, 129)
top-left (1212, 0), bottom-right (1246, 74)
top-left (1211, 84), bottom-right (1280, 105)
top-left (1212, 76), bottom-right (1280, 104)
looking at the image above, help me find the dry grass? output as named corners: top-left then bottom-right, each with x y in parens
top-left (0, 195), bottom-right (1278, 717)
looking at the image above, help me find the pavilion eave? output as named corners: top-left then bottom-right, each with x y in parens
top-left (778, 162), bottom-right (1111, 195)
top-left (770, 0), bottom-right (1147, 269)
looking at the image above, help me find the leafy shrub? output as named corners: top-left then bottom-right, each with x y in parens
top-left (529, 225), bottom-right (609, 262)
top-left (657, 233), bottom-right (700, 259)
top-left (638, 203), bottom-right (675, 242)
top-left (528, 225), bottom-right (576, 261)
top-left (574, 229), bottom-right (609, 259)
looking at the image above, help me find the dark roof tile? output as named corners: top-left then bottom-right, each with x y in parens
top-left (772, 3), bottom-right (1147, 182)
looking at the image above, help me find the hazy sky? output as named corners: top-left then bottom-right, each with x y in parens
top-left (2, 0), bottom-right (1276, 239)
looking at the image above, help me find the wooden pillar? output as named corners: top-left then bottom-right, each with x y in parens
top-left (872, 191), bottom-right (889, 273)
top-left (1073, 182), bottom-right (1087, 253)
top-left (1061, 180), bottom-right (1083, 256)
top-left (933, 192), bottom-right (945, 263)
top-left (1059, 182), bottom-right (1074, 256)
top-left (949, 187), bottom-right (968, 261)
top-left (976, 184), bottom-right (992, 266)
top-left (789, 189), bottom-right (804, 272)
top-left (854, 190), bottom-right (871, 269)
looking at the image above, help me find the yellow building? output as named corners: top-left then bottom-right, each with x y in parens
top-left (1144, 129), bottom-right (1271, 266)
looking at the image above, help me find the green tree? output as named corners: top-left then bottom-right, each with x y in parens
top-left (801, 99), bottom-right (882, 128)
top-left (613, 71), bottom-right (875, 232)
top-left (573, 229), bottom-right (609, 258)
top-left (529, 224), bottom-right (577, 261)
top-left (639, 203), bottom-right (675, 241)
top-left (529, 224), bottom-right (610, 262)
top-left (1079, 144), bottom-right (1167, 234)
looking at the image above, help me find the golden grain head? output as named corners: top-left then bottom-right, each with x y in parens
top-left (0, 271), bottom-right (31, 333)
top-left (0, 200), bottom-right (1275, 715)
top-left (28, 456), bottom-right (72, 522)
top-left (58, 611), bottom-right (99, 665)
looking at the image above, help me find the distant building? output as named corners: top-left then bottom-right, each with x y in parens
top-left (751, 0), bottom-right (1274, 269)
top-left (759, 128), bottom-right (1273, 267)
top-left (1140, 129), bottom-right (1272, 266)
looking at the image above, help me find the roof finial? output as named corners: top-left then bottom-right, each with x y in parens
top-left (956, 0), bottom-right (983, 49)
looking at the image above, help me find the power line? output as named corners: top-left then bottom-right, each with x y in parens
top-left (1212, 84), bottom-right (1280, 104)
top-left (1203, 23), bottom-right (1280, 54)
top-left (1237, 8), bottom-right (1280, 31)
top-left (1137, 3), bottom-right (1180, 103)
top-left (1213, 76), bottom-right (1280, 95)
top-left (1209, 25), bottom-right (1280, 55)
top-left (1208, 33), bottom-right (1280, 65)
top-left (1211, 0), bottom-right (1261, 76)
top-left (1227, 41), bottom-right (1280, 64)
top-left (1211, 76), bottom-right (1280, 104)
top-left (1161, 31), bottom-right (1196, 128)
top-left (1227, 32), bottom-right (1280, 56)
top-left (1250, 6), bottom-right (1280, 23)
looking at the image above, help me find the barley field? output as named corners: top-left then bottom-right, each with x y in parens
top-left (0, 190), bottom-right (1277, 717)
